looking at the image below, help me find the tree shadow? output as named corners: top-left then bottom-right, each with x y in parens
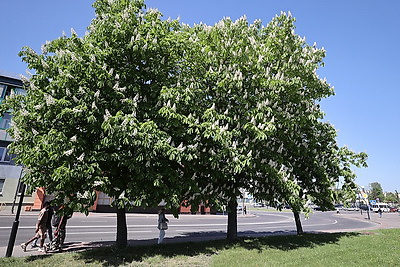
top-left (69, 230), bottom-right (360, 266)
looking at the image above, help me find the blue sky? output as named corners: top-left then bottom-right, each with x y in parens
top-left (0, 0), bottom-right (399, 192)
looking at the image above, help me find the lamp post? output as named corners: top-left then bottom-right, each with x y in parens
top-left (5, 182), bottom-right (25, 257)
top-left (361, 186), bottom-right (370, 220)
top-left (11, 167), bottom-right (24, 214)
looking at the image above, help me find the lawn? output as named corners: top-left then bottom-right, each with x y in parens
top-left (1, 229), bottom-right (398, 266)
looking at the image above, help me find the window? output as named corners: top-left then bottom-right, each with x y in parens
top-left (0, 85), bottom-right (6, 98)
top-left (0, 147), bottom-right (15, 162)
top-left (97, 192), bottom-right (113, 205)
top-left (0, 113), bottom-right (11, 129)
top-left (12, 88), bottom-right (26, 96)
top-left (0, 84), bottom-right (25, 100)
top-left (0, 179), bottom-right (4, 195)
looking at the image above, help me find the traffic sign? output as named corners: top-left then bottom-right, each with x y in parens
top-left (370, 200), bottom-right (376, 205)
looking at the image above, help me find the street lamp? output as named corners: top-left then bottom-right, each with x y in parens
top-left (361, 186), bottom-right (370, 220)
top-left (5, 182), bottom-right (26, 257)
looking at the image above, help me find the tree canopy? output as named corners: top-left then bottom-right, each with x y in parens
top-left (2, 0), bottom-right (367, 246)
top-left (369, 182), bottom-right (385, 202)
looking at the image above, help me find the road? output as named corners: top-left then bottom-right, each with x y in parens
top-left (0, 210), bottom-right (377, 247)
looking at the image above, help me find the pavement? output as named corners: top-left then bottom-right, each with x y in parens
top-left (1, 209), bottom-right (399, 258)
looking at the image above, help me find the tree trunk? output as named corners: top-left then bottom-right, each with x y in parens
top-left (116, 205), bottom-right (127, 247)
top-left (293, 211), bottom-right (303, 235)
top-left (227, 199), bottom-right (238, 241)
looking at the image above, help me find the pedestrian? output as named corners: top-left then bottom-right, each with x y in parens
top-left (54, 206), bottom-right (73, 249)
top-left (157, 207), bottom-right (169, 244)
top-left (378, 208), bottom-right (382, 218)
top-left (31, 202), bottom-right (54, 248)
top-left (243, 206), bottom-right (247, 215)
top-left (21, 201), bottom-right (51, 253)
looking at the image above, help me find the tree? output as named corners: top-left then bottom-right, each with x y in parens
top-left (237, 14), bottom-right (367, 234)
top-left (4, 0), bottom-right (368, 246)
top-left (385, 192), bottom-right (398, 204)
top-left (3, 0), bottom-right (191, 247)
top-left (160, 16), bottom-right (274, 241)
top-left (160, 12), bottom-right (367, 239)
top-left (369, 182), bottom-right (385, 202)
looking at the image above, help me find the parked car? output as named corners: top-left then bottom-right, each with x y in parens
top-left (345, 206), bottom-right (359, 211)
top-left (389, 207), bottom-right (398, 212)
top-left (359, 204), bottom-right (372, 211)
top-left (334, 204), bottom-right (344, 210)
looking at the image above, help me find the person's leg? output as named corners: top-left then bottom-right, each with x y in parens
top-left (48, 227), bottom-right (53, 241)
top-left (21, 236), bottom-right (38, 251)
top-left (59, 228), bottom-right (66, 247)
top-left (158, 230), bottom-right (165, 244)
top-left (38, 237), bottom-right (47, 252)
top-left (31, 238), bottom-right (38, 248)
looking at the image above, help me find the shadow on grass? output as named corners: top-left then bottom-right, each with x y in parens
top-left (68, 231), bottom-right (360, 266)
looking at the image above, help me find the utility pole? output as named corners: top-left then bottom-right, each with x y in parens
top-left (361, 186), bottom-right (370, 220)
top-left (5, 183), bottom-right (25, 257)
top-left (11, 168), bottom-right (24, 214)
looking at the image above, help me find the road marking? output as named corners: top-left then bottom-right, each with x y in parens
top-left (303, 220), bottom-right (338, 227)
top-left (67, 230), bottom-right (153, 235)
top-left (80, 220), bottom-right (108, 223)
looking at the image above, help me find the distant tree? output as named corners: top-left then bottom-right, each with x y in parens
top-left (385, 192), bottom-right (398, 204)
top-left (369, 182), bottom-right (385, 202)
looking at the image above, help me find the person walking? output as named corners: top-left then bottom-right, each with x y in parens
top-left (51, 205), bottom-right (73, 249)
top-left (31, 203), bottom-right (54, 248)
top-left (378, 208), bottom-right (383, 218)
top-left (157, 207), bottom-right (169, 244)
top-left (21, 201), bottom-right (51, 253)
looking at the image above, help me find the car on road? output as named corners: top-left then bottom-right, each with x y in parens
top-left (344, 206), bottom-right (359, 211)
top-left (334, 204), bottom-right (344, 210)
top-left (253, 203), bottom-right (264, 208)
top-left (389, 207), bottom-right (398, 212)
top-left (359, 204), bottom-right (372, 211)
top-left (371, 203), bottom-right (390, 213)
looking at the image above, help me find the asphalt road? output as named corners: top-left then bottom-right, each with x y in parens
top-left (0, 210), bottom-right (377, 247)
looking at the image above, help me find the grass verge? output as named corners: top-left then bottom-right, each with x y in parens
top-left (1, 229), bottom-right (399, 266)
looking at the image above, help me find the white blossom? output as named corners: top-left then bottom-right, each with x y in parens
top-left (77, 153), bottom-right (85, 161)
top-left (94, 180), bottom-right (103, 186)
top-left (104, 109), bottom-right (111, 120)
top-left (64, 149), bottom-right (73, 156)
top-left (45, 94), bottom-right (55, 105)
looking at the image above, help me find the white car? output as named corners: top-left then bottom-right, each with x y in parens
top-left (345, 207), bottom-right (359, 211)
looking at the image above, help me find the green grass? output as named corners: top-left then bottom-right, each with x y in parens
top-left (1, 229), bottom-right (399, 267)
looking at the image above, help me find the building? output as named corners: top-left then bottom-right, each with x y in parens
top-left (0, 71), bottom-right (39, 212)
